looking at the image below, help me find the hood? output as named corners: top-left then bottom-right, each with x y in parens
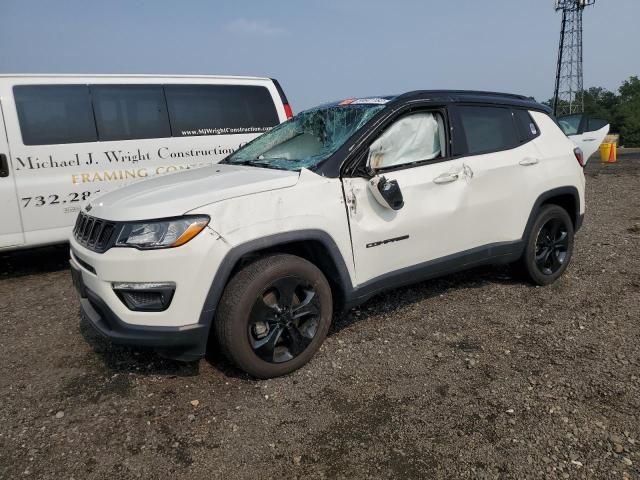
top-left (87, 164), bottom-right (300, 221)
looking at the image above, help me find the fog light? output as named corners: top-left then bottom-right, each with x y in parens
top-left (112, 282), bottom-right (175, 312)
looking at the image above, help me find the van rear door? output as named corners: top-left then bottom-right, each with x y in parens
top-left (0, 100), bottom-right (24, 248)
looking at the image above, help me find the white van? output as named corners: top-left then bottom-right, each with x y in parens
top-left (0, 74), bottom-right (292, 250)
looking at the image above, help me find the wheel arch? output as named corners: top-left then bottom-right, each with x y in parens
top-left (198, 230), bottom-right (353, 328)
top-left (522, 186), bottom-right (581, 242)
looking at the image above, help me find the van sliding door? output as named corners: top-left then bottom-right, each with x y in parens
top-left (0, 101), bottom-right (25, 248)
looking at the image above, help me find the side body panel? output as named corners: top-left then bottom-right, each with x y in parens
top-left (70, 169), bottom-right (356, 329)
top-left (530, 111), bottom-right (586, 215)
top-left (343, 158), bottom-right (468, 284)
top-left (0, 100), bottom-right (24, 248)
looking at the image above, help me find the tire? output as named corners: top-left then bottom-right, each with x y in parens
top-left (214, 254), bottom-right (333, 379)
top-left (520, 204), bottom-right (575, 286)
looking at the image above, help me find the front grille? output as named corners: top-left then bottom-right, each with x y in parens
top-left (73, 212), bottom-right (118, 253)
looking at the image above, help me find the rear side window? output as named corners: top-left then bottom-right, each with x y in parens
top-left (457, 106), bottom-right (519, 155)
top-left (513, 109), bottom-right (539, 143)
top-left (165, 85), bottom-right (279, 137)
top-left (14, 85), bottom-right (98, 145)
top-left (91, 85), bottom-right (171, 141)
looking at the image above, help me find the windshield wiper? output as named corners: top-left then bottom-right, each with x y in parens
top-left (231, 159), bottom-right (288, 171)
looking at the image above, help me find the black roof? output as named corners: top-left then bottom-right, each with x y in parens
top-left (319, 90), bottom-right (549, 113)
top-left (391, 90), bottom-right (549, 112)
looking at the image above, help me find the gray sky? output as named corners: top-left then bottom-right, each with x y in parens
top-left (2, 0), bottom-right (638, 111)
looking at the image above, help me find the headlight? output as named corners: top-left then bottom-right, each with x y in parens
top-left (115, 215), bottom-right (209, 249)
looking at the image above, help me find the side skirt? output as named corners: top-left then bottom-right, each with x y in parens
top-left (344, 240), bottom-right (524, 309)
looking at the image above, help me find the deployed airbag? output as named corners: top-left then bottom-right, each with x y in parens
top-left (368, 112), bottom-right (442, 169)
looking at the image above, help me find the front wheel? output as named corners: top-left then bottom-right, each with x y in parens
top-left (520, 204), bottom-right (575, 286)
top-left (214, 254), bottom-right (333, 378)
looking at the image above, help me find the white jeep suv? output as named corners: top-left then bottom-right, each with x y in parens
top-left (70, 91), bottom-right (586, 378)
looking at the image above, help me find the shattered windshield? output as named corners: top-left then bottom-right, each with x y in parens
top-left (224, 104), bottom-right (386, 171)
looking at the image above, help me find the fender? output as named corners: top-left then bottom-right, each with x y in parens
top-left (520, 186), bottom-right (582, 242)
top-left (197, 229), bottom-right (353, 326)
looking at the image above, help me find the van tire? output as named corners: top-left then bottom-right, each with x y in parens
top-left (520, 204), bottom-right (574, 286)
top-left (214, 254), bottom-right (333, 379)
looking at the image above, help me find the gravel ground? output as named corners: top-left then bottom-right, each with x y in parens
top-left (1, 153), bottom-right (639, 480)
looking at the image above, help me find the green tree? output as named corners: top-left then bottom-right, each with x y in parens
top-left (616, 76), bottom-right (640, 147)
top-left (582, 87), bottom-right (619, 132)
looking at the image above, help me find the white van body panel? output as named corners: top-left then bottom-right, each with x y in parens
top-left (0, 74), bottom-right (288, 250)
top-left (0, 101), bottom-right (25, 248)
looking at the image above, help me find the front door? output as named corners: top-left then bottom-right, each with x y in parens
top-left (0, 101), bottom-right (24, 248)
top-left (343, 109), bottom-right (475, 286)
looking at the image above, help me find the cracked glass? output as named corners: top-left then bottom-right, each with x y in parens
top-left (224, 104), bottom-right (385, 171)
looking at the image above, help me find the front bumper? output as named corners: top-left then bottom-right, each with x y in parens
top-left (71, 260), bottom-right (209, 362)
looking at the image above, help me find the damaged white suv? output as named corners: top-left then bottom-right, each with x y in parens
top-left (70, 91), bottom-right (586, 378)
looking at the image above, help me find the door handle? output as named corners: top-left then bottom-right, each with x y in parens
top-left (519, 157), bottom-right (539, 167)
top-left (0, 154), bottom-right (8, 177)
top-left (433, 172), bottom-right (459, 184)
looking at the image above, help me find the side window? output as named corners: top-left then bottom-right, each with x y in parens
top-left (368, 112), bottom-right (445, 169)
top-left (587, 117), bottom-right (608, 132)
top-left (557, 114), bottom-right (583, 136)
top-left (513, 109), bottom-right (539, 143)
top-left (91, 85), bottom-right (171, 141)
top-left (165, 85), bottom-right (279, 137)
top-left (13, 85), bottom-right (98, 145)
top-left (457, 106), bottom-right (519, 154)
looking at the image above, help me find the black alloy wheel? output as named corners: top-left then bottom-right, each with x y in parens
top-left (534, 217), bottom-right (569, 275)
top-left (248, 276), bottom-right (321, 363)
top-left (520, 204), bottom-right (574, 286)
top-left (215, 254), bottom-right (333, 378)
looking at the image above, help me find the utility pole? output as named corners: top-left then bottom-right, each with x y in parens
top-left (553, 0), bottom-right (596, 116)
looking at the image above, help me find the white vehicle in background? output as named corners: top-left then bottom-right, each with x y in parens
top-left (0, 74), bottom-right (292, 250)
top-left (557, 113), bottom-right (609, 162)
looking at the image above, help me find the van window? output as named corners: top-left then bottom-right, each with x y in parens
top-left (165, 85), bottom-right (279, 137)
top-left (458, 106), bottom-right (519, 154)
top-left (13, 85), bottom-right (98, 145)
top-left (91, 85), bottom-right (171, 141)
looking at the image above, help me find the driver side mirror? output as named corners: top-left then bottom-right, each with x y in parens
top-left (368, 175), bottom-right (404, 210)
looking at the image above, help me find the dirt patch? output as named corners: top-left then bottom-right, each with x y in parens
top-left (1, 155), bottom-right (639, 479)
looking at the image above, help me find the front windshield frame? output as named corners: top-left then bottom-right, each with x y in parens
top-left (222, 103), bottom-right (387, 172)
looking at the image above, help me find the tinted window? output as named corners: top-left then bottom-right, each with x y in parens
top-left (91, 85), bottom-right (171, 141)
top-left (14, 85), bottom-right (98, 145)
top-left (513, 109), bottom-right (539, 143)
top-left (587, 117), bottom-right (608, 132)
top-left (458, 106), bottom-right (519, 154)
top-left (165, 85), bottom-right (279, 137)
top-left (557, 114), bottom-right (583, 135)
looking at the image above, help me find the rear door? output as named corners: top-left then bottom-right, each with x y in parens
top-left (0, 100), bottom-right (25, 248)
top-left (557, 114), bottom-right (609, 162)
top-left (449, 105), bottom-right (543, 246)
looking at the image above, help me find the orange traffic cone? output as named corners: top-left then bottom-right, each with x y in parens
top-left (609, 143), bottom-right (617, 163)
